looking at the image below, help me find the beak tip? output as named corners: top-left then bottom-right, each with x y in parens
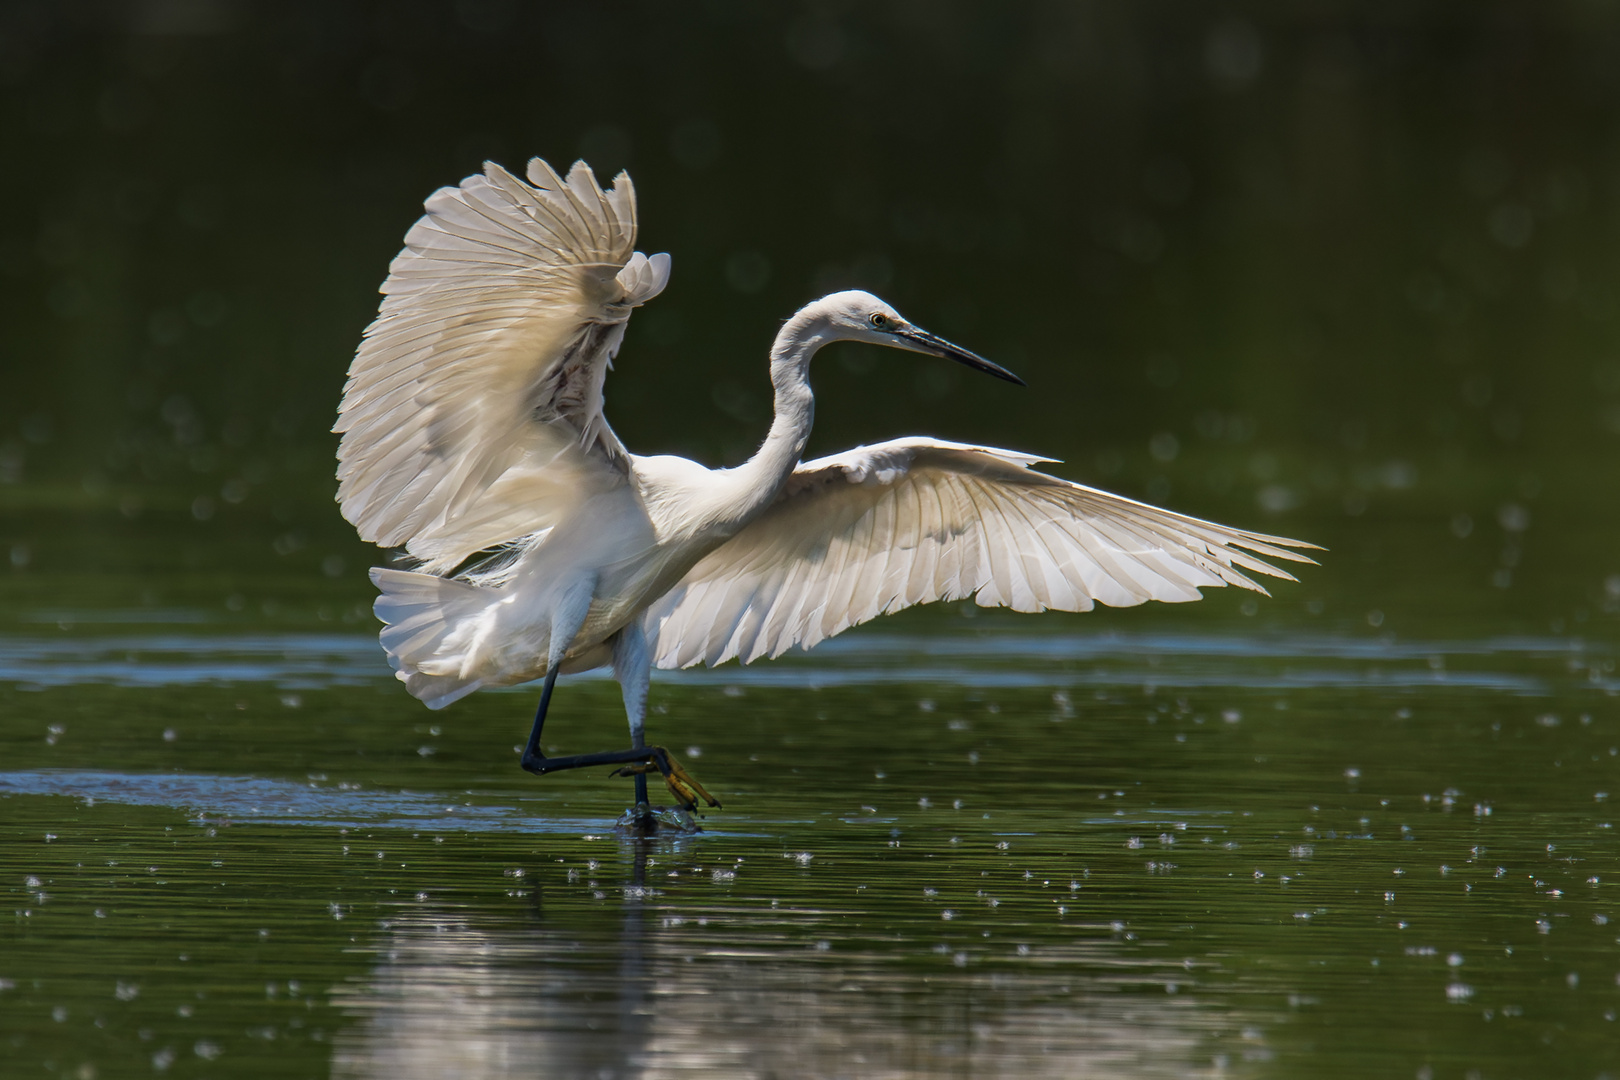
top-left (897, 326), bottom-right (1026, 387)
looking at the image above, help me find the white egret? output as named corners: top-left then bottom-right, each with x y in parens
top-left (334, 157), bottom-right (1317, 824)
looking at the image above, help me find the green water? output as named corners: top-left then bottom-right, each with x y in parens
top-left (2, 529), bottom-right (1618, 1078)
top-left (5, 4), bottom-right (1620, 1078)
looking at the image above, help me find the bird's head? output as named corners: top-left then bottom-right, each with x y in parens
top-left (800, 290), bottom-right (1025, 386)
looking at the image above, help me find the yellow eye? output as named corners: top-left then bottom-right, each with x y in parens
top-left (869, 313), bottom-right (888, 328)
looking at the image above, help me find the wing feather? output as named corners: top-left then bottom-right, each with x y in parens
top-left (646, 438), bottom-right (1320, 669)
top-left (335, 157), bottom-right (670, 571)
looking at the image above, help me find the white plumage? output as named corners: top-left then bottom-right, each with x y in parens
top-left (334, 156), bottom-right (1317, 802)
top-left (646, 438), bottom-right (1310, 670)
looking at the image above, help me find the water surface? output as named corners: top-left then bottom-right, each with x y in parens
top-left (2, 588), bottom-right (1617, 1078)
top-left (5, 6), bottom-right (1620, 1077)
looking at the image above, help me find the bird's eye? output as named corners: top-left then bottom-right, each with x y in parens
top-left (869, 313), bottom-right (888, 328)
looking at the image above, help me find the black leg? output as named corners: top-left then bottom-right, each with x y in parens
top-left (631, 728), bottom-right (652, 828)
top-left (518, 669), bottom-right (720, 814)
top-left (518, 664), bottom-right (562, 775)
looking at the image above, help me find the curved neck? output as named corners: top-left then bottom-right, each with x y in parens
top-left (719, 311), bottom-right (830, 526)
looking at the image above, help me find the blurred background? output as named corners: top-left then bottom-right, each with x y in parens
top-left (8, 8), bottom-right (1620, 1075)
top-left (1, 0), bottom-right (1618, 636)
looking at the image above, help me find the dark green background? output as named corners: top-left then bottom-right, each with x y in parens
top-left (3, 5), bottom-right (1620, 1078)
top-left (3, 1), bottom-right (1619, 636)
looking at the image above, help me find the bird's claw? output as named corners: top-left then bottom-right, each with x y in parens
top-left (611, 746), bottom-right (722, 812)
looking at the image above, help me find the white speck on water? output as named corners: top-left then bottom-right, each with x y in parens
top-left (1446, 983), bottom-right (1474, 1002)
top-left (941, 910), bottom-right (955, 921)
top-left (1447, 953), bottom-right (1464, 967)
top-left (1222, 708), bottom-right (1241, 723)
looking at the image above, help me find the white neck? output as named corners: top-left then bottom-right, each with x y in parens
top-left (713, 307), bottom-right (831, 530)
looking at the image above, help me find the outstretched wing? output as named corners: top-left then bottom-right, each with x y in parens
top-left (334, 158), bottom-right (671, 572)
top-left (646, 438), bottom-right (1319, 669)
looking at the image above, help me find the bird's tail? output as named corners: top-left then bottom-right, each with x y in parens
top-left (371, 566), bottom-right (493, 710)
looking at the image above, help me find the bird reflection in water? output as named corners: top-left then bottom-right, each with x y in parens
top-left (329, 841), bottom-right (1244, 1078)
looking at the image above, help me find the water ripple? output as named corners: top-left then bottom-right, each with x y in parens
top-left (0, 628), bottom-right (1596, 694)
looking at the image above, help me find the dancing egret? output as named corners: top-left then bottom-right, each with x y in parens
top-left (335, 157), bottom-right (1317, 824)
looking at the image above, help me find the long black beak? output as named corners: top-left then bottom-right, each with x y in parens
top-left (893, 327), bottom-right (1026, 386)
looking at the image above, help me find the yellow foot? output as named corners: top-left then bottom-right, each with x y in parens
top-left (611, 747), bottom-right (722, 813)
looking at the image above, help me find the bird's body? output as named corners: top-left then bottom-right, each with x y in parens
top-left (335, 157), bottom-right (1317, 817)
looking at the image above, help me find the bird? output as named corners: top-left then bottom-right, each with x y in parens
top-left (333, 156), bottom-right (1318, 827)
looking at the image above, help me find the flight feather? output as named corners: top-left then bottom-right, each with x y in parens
top-left (334, 157), bottom-right (671, 572)
top-left (645, 438), bottom-right (1320, 669)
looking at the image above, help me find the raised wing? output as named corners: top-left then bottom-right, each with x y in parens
top-left (646, 438), bottom-right (1319, 669)
top-left (334, 158), bottom-right (671, 572)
